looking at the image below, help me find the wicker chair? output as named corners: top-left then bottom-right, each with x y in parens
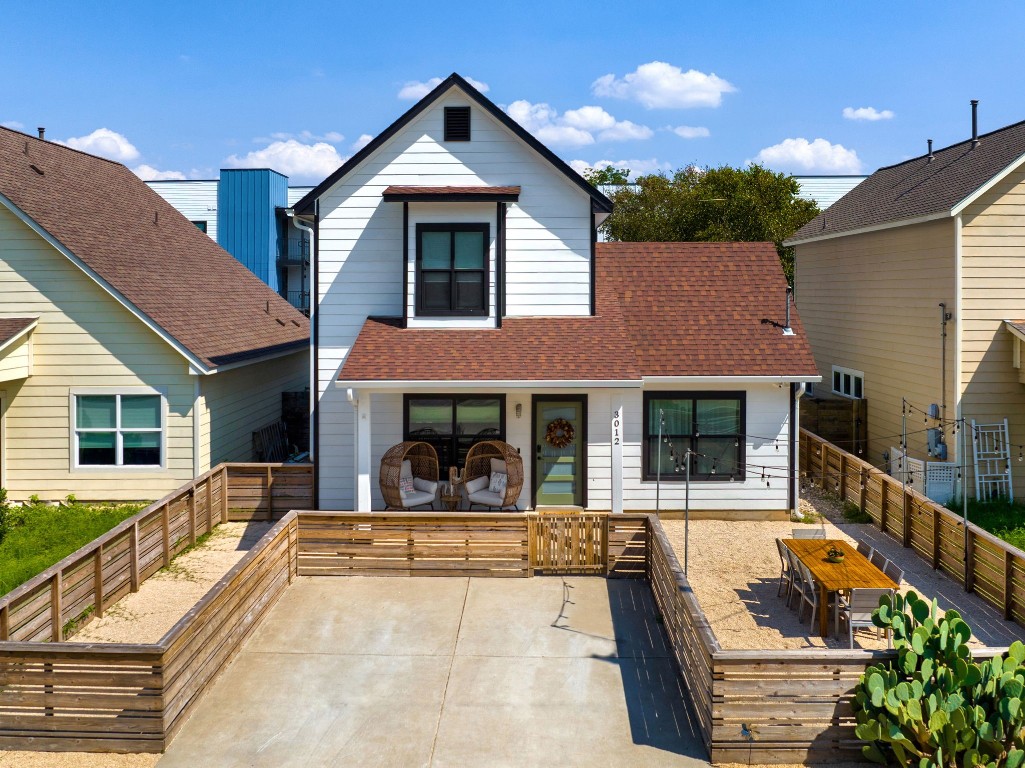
top-left (379, 441), bottom-right (440, 510)
top-left (462, 440), bottom-right (523, 510)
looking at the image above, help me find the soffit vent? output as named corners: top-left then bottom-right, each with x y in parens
top-left (444, 106), bottom-right (471, 142)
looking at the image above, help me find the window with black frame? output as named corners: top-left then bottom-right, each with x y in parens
top-left (404, 395), bottom-right (505, 475)
top-left (416, 223), bottom-right (489, 316)
top-left (643, 392), bottom-right (745, 481)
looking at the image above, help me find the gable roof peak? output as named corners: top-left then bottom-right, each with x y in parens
top-left (293, 75), bottom-right (612, 215)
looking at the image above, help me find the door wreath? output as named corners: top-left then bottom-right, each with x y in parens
top-left (545, 418), bottom-right (575, 449)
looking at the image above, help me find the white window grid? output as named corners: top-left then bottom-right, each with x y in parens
top-left (71, 391), bottom-right (166, 469)
top-left (831, 365), bottom-right (864, 400)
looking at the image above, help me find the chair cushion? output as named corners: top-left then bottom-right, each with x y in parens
top-left (490, 458), bottom-right (507, 475)
top-left (400, 489), bottom-right (435, 507)
top-left (413, 477), bottom-right (438, 495)
top-left (401, 459), bottom-right (413, 479)
top-left (399, 476), bottom-right (414, 494)
top-left (465, 475), bottom-right (490, 494)
top-left (467, 489), bottom-right (507, 507)
top-left (489, 472), bottom-right (508, 495)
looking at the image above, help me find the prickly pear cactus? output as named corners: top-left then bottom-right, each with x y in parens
top-left (852, 590), bottom-right (1025, 767)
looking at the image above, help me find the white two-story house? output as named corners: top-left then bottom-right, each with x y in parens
top-left (293, 74), bottom-right (819, 516)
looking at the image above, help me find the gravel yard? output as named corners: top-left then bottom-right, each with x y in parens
top-left (71, 521), bottom-right (273, 644)
top-left (662, 487), bottom-right (1024, 650)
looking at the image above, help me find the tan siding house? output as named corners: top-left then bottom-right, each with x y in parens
top-left (790, 113), bottom-right (1025, 499)
top-left (0, 127), bottom-right (309, 501)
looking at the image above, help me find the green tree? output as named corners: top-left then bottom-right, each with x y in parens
top-left (583, 165), bottom-right (631, 187)
top-left (591, 164), bottom-right (819, 283)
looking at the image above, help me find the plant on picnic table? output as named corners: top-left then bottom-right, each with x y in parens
top-left (852, 590), bottom-right (1025, 768)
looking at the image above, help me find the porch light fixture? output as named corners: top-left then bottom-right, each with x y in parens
top-left (515, 403), bottom-right (522, 418)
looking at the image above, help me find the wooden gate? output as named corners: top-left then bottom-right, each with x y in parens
top-left (528, 514), bottom-right (607, 574)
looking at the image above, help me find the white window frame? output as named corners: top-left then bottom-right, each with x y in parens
top-left (831, 365), bottom-right (865, 400)
top-left (69, 388), bottom-right (168, 471)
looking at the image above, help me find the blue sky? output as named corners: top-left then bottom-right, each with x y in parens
top-left (4, 1), bottom-right (1024, 183)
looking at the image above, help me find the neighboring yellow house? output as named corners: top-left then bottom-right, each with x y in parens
top-left (0, 127), bottom-right (309, 501)
top-left (788, 108), bottom-right (1025, 500)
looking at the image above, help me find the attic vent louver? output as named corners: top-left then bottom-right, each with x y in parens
top-left (444, 107), bottom-right (471, 141)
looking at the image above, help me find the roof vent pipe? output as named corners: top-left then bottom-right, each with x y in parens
top-left (37, 127), bottom-right (45, 140)
top-left (971, 100), bottom-right (980, 149)
top-left (783, 286), bottom-right (794, 336)
top-left (927, 139), bottom-right (934, 162)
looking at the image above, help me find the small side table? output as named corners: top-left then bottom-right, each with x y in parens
top-left (441, 491), bottom-right (462, 512)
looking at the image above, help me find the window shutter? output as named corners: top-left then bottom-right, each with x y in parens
top-left (444, 107), bottom-right (471, 141)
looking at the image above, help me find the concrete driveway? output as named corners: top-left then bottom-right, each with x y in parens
top-left (157, 576), bottom-right (709, 768)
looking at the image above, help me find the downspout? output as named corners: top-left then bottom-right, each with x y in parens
top-left (790, 382), bottom-right (806, 516)
top-left (192, 375), bottom-right (201, 477)
top-left (290, 211), bottom-right (317, 466)
top-left (954, 214), bottom-right (965, 495)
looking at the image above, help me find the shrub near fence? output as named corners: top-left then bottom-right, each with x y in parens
top-left (800, 428), bottom-right (1025, 627)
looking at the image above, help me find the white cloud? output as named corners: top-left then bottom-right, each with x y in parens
top-left (2, 120), bottom-right (24, 130)
top-left (59, 128), bottom-right (141, 162)
top-left (507, 101), bottom-right (652, 147)
top-left (752, 137), bottom-right (862, 174)
top-left (671, 125), bottom-right (711, 139)
top-left (569, 158), bottom-right (672, 179)
top-left (133, 164), bottom-right (186, 181)
top-left (263, 129), bottom-right (343, 144)
top-left (843, 106), bottom-right (894, 121)
top-left (224, 139), bottom-right (345, 183)
top-left (592, 61), bottom-right (735, 109)
top-left (398, 75), bottom-right (490, 100)
top-left (351, 133), bottom-right (374, 151)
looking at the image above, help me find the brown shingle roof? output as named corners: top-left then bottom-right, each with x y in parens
top-left (0, 317), bottom-right (36, 349)
top-left (789, 119), bottom-right (1025, 243)
top-left (0, 127), bottom-right (308, 369)
top-left (382, 185), bottom-right (520, 200)
top-left (339, 242), bottom-right (818, 382)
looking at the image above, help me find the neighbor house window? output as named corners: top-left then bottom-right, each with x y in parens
top-left (831, 365), bottom-right (864, 399)
top-left (74, 393), bottom-right (165, 467)
top-left (190, 220), bottom-right (208, 233)
top-left (416, 223), bottom-right (489, 316)
top-left (643, 392), bottom-right (745, 481)
top-left (404, 394), bottom-right (505, 474)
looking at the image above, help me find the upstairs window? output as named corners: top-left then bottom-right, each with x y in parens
top-left (416, 223), bottom-right (489, 316)
top-left (832, 365), bottom-right (864, 399)
top-left (74, 392), bottom-right (165, 468)
top-left (444, 107), bottom-right (471, 141)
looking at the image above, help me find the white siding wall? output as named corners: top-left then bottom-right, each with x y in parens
top-left (316, 89), bottom-right (594, 508)
top-left (198, 351), bottom-right (308, 468)
top-left (358, 384), bottom-right (790, 512)
top-left (0, 205), bottom-right (196, 500)
top-left (145, 180), bottom-right (219, 242)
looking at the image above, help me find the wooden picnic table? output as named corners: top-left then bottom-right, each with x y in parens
top-left (784, 538), bottom-right (898, 637)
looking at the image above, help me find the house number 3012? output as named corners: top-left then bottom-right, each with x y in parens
top-left (612, 409), bottom-right (621, 445)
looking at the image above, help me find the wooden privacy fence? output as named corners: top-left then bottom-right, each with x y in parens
top-left (801, 428), bottom-right (1025, 628)
top-left (0, 463), bottom-right (312, 643)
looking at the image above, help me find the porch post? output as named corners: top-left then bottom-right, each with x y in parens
top-left (355, 391), bottom-right (373, 511)
top-left (611, 391), bottom-right (624, 514)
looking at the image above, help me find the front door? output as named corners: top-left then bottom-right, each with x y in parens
top-left (533, 397), bottom-right (586, 507)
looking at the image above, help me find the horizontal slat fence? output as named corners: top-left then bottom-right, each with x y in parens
top-left (801, 429), bottom-right (1025, 628)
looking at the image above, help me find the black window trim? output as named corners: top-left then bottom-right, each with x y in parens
top-left (642, 391), bottom-right (746, 482)
top-left (403, 393), bottom-right (506, 476)
top-left (415, 222), bottom-right (490, 317)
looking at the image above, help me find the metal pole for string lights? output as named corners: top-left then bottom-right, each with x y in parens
top-left (962, 415), bottom-right (969, 589)
top-left (656, 409), bottom-right (663, 515)
top-left (685, 449), bottom-right (691, 575)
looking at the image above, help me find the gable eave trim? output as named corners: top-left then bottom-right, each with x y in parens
top-left (0, 319), bottom-right (38, 356)
top-left (784, 210), bottom-right (952, 246)
top-left (0, 192), bottom-right (212, 373)
top-left (292, 74), bottom-right (613, 215)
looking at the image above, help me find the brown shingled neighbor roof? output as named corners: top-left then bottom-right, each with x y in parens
top-left (339, 241), bottom-right (818, 382)
top-left (0, 127), bottom-right (308, 369)
top-left (789, 119), bottom-right (1025, 243)
top-left (0, 317), bottom-right (36, 349)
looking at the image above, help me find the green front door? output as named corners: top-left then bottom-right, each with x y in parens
top-left (534, 398), bottom-right (585, 507)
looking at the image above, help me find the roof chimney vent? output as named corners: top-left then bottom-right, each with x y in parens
top-left (37, 127), bottom-right (45, 140)
top-left (971, 100), bottom-right (980, 149)
top-left (927, 139), bottom-right (934, 162)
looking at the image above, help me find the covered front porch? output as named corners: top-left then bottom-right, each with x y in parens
top-left (339, 379), bottom-right (799, 516)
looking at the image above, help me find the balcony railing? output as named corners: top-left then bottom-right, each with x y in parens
top-left (287, 290), bottom-right (311, 315)
top-left (279, 237), bottom-right (310, 266)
